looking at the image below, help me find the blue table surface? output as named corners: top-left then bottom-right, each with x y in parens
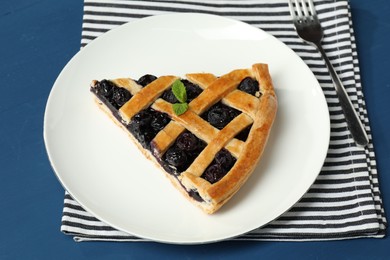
top-left (1, 0), bottom-right (389, 259)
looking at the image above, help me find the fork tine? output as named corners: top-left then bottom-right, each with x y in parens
top-left (300, 0), bottom-right (310, 17)
top-left (287, 0), bottom-right (296, 19)
top-left (293, 0), bottom-right (303, 19)
top-left (307, 0), bottom-right (317, 16)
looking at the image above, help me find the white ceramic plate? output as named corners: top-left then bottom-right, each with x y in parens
top-left (44, 13), bottom-right (330, 244)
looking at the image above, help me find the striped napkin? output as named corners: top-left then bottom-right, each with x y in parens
top-left (61, 0), bottom-right (386, 241)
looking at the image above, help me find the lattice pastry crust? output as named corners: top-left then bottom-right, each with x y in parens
top-left (90, 63), bottom-right (277, 214)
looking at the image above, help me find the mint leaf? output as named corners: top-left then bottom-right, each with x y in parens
top-left (171, 80), bottom-right (189, 115)
top-left (172, 80), bottom-right (187, 103)
top-left (172, 102), bottom-right (188, 115)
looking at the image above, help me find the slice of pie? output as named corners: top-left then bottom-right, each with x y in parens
top-left (90, 63), bottom-right (277, 214)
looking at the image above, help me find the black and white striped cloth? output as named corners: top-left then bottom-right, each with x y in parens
top-left (61, 0), bottom-right (387, 241)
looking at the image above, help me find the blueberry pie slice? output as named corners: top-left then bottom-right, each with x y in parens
top-left (90, 63), bottom-right (277, 214)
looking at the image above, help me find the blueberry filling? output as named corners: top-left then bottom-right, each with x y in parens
top-left (112, 87), bottom-right (132, 108)
top-left (188, 189), bottom-right (203, 202)
top-left (177, 182), bottom-right (203, 202)
top-left (201, 102), bottom-right (241, 130)
top-left (238, 77), bottom-right (259, 96)
top-left (161, 79), bottom-right (203, 103)
top-left (235, 124), bottom-right (252, 142)
top-left (127, 108), bottom-right (170, 150)
top-left (161, 89), bottom-right (178, 103)
top-left (183, 79), bottom-right (203, 102)
top-left (202, 164), bottom-right (224, 184)
top-left (92, 80), bottom-right (132, 109)
top-left (137, 74), bottom-right (157, 87)
top-left (201, 149), bottom-right (236, 184)
top-left (165, 147), bottom-right (188, 169)
top-left (151, 111), bottom-right (170, 132)
top-left (94, 79), bottom-right (114, 98)
top-left (152, 131), bottom-right (207, 202)
top-left (161, 131), bottom-right (206, 175)
top-left (176, 132), bottom-right (199, 152)
top-left (215, 148), bottom-right (236, 170)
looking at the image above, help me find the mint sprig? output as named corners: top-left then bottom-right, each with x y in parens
top-left (171, 79), bottom-right (188, 115)
top-left (172, 103), bottom-right (188, 116)
top-left (172, 80), bottom-right (187, 103)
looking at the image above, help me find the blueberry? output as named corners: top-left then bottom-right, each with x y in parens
top-left (96, 79), bottom-right (114, 98)
top-left (182, 80), bottom-right (202, 102)
top-left (207, 106), bottom-right (230, 129)
top-left (202, 164), bottom-right (225, 184)
top-left (151, 112), bottom-right (170, 132)
top-left (238, 77), bottom-right (259, 96)
top-left (112, 87), bottom-right (131, 108)
top-left (215, 149), bottom-right (236, 170)
top-left (137, 74), bottom-right (157, 87)
top-left (132, 109), bottom-right (153, 128)
top-left (161, 89), bottom-right (178, 103)
top-left (176, 132), bottom-right (198, 151)
top-left (165, 147), bottom-right (188, 168)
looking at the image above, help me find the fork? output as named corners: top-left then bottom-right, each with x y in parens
top-left (288, 0), bottom-right (369, 147)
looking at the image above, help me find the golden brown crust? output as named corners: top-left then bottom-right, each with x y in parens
top-left (90, 63), bottom-right (277, 214)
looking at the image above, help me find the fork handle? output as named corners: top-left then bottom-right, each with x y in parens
top-left (315, 43), bottom-right (369, 147)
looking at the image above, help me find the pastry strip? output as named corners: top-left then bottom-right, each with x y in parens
top-left (119, 76), bottom-right (178, 123)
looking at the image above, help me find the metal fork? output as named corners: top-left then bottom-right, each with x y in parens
top-left (288, 0), bottom-right (368, 147)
